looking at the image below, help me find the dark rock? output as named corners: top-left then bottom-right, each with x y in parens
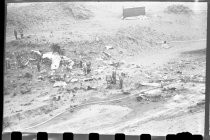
top-left (123, 91), bottom-right (130, 95)
top-left (197, 100), bottom-right (205, 106)
top-left (23, 72), bottom-right (33, 78)
top-left (87, 86), bottom-right (97, 90)
top-left (56, 96), bottom-right (61, 101)
top-left (136, 65), bottom-right (141, 68)
top-left (136, 96), bottom-right (143, 102)
top-left (20, 86), bottom-right (31, 94)
top-left (176, 71), bottom-right (182, 74)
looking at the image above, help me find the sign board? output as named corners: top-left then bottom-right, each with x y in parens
top-left (123, 7), bottom-right (145, 19)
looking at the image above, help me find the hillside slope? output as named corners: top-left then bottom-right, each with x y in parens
top-left (6, 2), bottom-right (93, 36)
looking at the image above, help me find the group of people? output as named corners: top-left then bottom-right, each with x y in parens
top-left (14, 28), bottom-right (24, 40)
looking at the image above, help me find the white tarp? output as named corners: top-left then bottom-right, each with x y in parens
top-left (31, 50), bottom-right (42, 56)
top-left (42, 52), bottom-right (53, 59)
top-left (42, 52), bottom-right (61, 70)
top-left (42, 52), bottom-right (76, 70)
top-left (51, 53), bottom-right (61, 70)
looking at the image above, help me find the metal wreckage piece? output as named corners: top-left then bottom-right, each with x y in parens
top-left (7, 50), bottom-right (76, 72)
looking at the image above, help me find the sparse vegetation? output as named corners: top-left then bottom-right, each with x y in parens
top-left (164, 4), bottom-right (193, 14)
top-left (6, 3), bottom-right (94, 34)
top-left (51, 44), bottom-right (63, 55)
top-left (61, 3), bottom-right (94, 20)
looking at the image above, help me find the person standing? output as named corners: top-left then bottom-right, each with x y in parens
top-left (14, 29), bottom-right (18, 40)
top-left (119, 72), bottom-right (125, 90)
top-left (112, 70), bottom-right (117, 84)
top-left (19, 28), bottom-right (24, 39)
top-left (162, 41), bottom-right (171, 49)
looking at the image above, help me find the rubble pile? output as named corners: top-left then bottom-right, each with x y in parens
top-left (4, 39), bottom-right (206, 131)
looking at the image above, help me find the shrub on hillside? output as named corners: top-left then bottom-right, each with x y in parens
top-left (51, 44), bottom-right (65, 55)
top-left (6, 3), bottom-right (94, 35)
top-left (164, 4), bottom-right (193, 14)
top-left (61, 3), bottom-right (94, 20)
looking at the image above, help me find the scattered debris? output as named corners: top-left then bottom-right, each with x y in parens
top-left (61, 56), bottom-right (75, 70)
top-left (105, 45), bottom-right (114, 50)
top-left (40, 69), bottom-right (47, 74)
top-left (31, 50), bottom-right (42, 57)
top-left (83, 78), bottom-right (94, 82)
top-left (140, 82), bottom-right (161, 87)
top-left (15, 52), bottom-right (30, 68)
top-left (53, 81), bottom-right (67, 88)
top-left (103, 52), bottom-right (111, 58)
top-left (122, 91), bottom-right (130, 95)
top-left (177, 71), bottom-right (182, 74)
top-left (52, 96), bottom-right (61, 101)
top-left (162, 87), bottom-right (176, 92)
top-left (144, 89), bottom-right (162, 96)
top-left (71, 78), bottom-right (79, 83)
top-left (87, 86), bottom-right (97, 90)
top-left (38, 76), bottom-right (45, 81)
top-left (42, 52), bottom-right (53, 60)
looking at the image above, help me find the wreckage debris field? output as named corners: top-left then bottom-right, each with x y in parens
top-left (4, 2), bottom-right (207, 135)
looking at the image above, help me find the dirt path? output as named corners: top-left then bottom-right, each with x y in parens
top-left (18, 40), bottom-right (206, 135)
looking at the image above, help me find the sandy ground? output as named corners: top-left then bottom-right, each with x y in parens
top-left (3, 2), bottom-right (208, 136)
